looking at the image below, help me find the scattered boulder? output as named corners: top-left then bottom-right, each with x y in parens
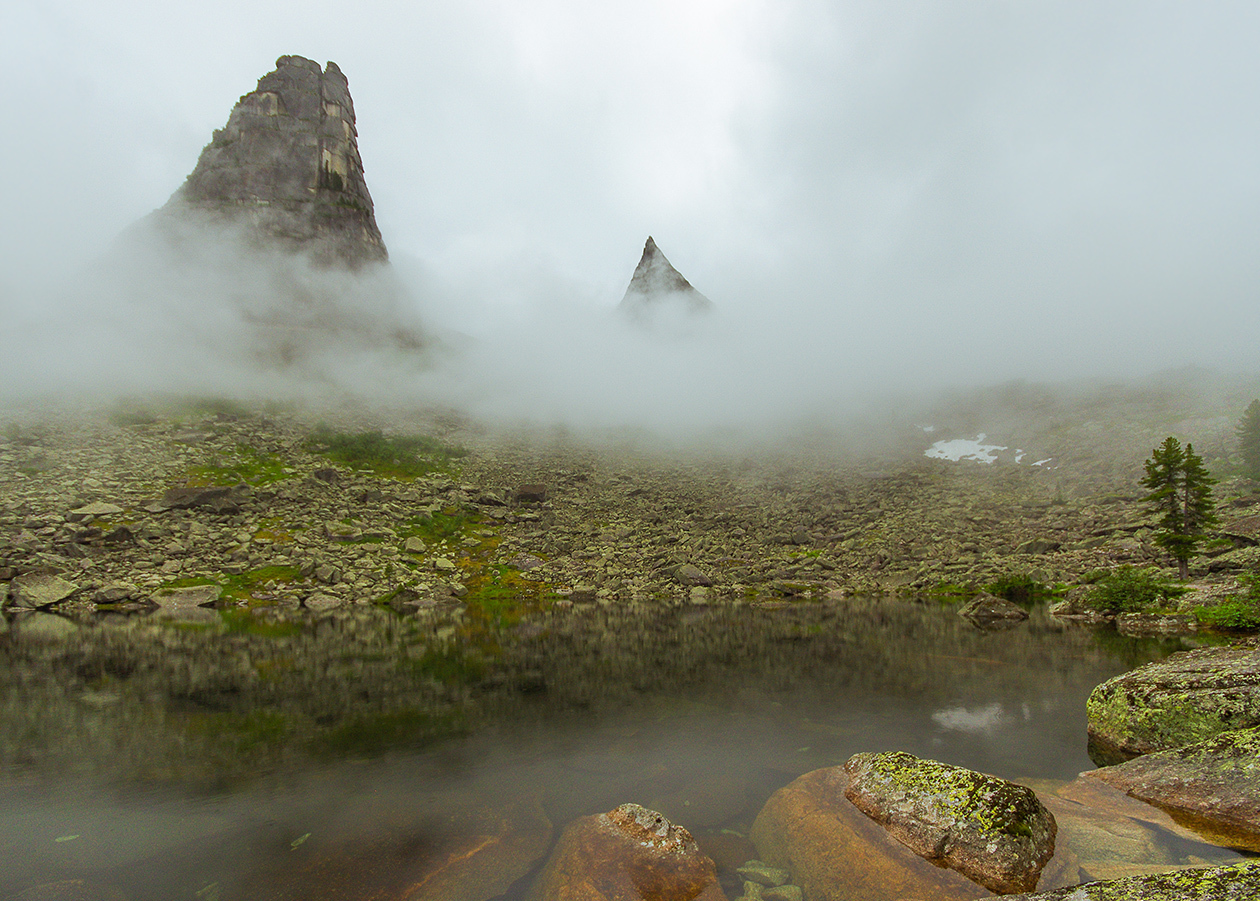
top-left (618, 236), bottom-right (714, 327)
top-left (152, 584), bottom-right (222, 622)
top-left (957, 592), bottom-right (1029, 626)
top-left (158, 485), bottom-right (249, 514)
top-left (1086, 727), bottom-right (1260, 852)
top-left (6, 572), bottom-right (79, 608)
top-left (1086, 641), bottom-right (1260, 763)
top-left (749, 766), bottom-right (993, 901)
top-left (526, 803), bottom-right (727, 901)
top-left (1114, 612), bottom-right (1198, 637)
top-left (674, 564), bottom-right (713, 587)
top-left (68, 502), bottom-right (124, 521)
top-left (999, 861), bottom-right (1260, 900)
top-left (515, 484), bottom-right (549, 504)
top-left (842, 751), bottom-right (1056, 894)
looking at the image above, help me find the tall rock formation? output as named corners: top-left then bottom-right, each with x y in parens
top-left (618, 237), bottom-right (714, 326)
top-left (164, 55), bottom-right (387, 268)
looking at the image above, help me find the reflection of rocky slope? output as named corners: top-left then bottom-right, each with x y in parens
top-left (165, 55), bottom-right (387, 269)
top-left (618, 236), bottom-right (714, 326)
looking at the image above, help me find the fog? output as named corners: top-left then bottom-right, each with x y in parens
top-left (3, 1), bottom-right (1260, 440)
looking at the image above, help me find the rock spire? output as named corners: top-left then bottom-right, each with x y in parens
top-left (165, 55), bottom-right (387, 268)
top-left (618, 236), bottom-right (713, 324)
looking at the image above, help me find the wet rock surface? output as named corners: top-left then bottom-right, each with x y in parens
top-left (1086, 642), bottom-right (1260, 763)
top-left (1086, 727), bottom-right (1260, 852)
top-left (749, 765), bottom-right (992, 901)
top-left (525, 803), bottom-right (727, 901)
top-left (842, 751), bottom-right (1056, 893)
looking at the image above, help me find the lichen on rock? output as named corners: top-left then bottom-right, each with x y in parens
top-left (1086, 641), bottom-right (1260, 764)
top-left (843, 750), bottom-right (1057, 894)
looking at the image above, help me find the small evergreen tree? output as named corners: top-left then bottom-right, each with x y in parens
top-left (1141, 437), bottom-right (1218, 580)
top-left (1238, 399), bottom-right (1260, 481)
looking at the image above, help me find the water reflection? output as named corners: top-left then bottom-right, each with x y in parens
top-left (0, 597), bottom-right (1211, 899)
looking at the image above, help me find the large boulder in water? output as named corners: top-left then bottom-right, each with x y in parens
top-left (842, 751), bottom-right (1056, 894)
top-left (1086, 726), bottom-right (1260, 852)
top-left (617, 236), bottom-right (714, 328)
top-left (749, 765), bottom-right (995, 901)
top-left (1086, 640), bottom-right (1260, 764)
top-left (164, 55), bottom-right (387, 269)
top-left (525, 803), bottom-right (727, 901)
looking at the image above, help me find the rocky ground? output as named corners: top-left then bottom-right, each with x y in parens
top-left (2, 396), bottom-right (1258, 623)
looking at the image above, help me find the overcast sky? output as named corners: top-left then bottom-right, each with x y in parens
top-left (3, 1), bottom-right (1260, 419)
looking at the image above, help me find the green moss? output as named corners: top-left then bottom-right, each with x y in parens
top-left (222, 565), bottom-right (303, 603)
top-left (305, 428), bottom-right (467, 479)
top-left (186, 443), bottom-right (289, 487)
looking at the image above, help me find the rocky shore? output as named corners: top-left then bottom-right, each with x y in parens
top-left (4, 399), bottom-right (1260, 900)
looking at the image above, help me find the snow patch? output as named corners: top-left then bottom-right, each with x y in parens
top-left (925, 433), bottom-right (1009, 464)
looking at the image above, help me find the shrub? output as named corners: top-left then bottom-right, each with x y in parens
top-left (1085, 566), bottom-right (1181, 614)
top-left (1195, 572), bottom-right (1260, 632)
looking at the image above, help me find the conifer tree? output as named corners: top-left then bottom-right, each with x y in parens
top-left (1237, 399), bottom-right (1260, 481)
top-left (1141, 437), bottom-right (1218, 580)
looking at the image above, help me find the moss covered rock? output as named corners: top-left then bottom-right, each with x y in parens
top-left (1001, 861), bottom-right (1260, 899)
top-left (1086, 641), bottom-right (1260, 763)
top-left (842, 751), bottom-right (1056, 894)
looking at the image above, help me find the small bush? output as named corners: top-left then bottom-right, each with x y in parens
top-left (1085, 566), bottom-right (1181, 614)
top-left (1195, 572), bottom-right (1260, 632)
top-left (1196, 599), bottom-right (1260, 631)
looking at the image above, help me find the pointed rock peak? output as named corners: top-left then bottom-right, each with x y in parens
top-left (619, 236), bottom-right (714, 325)
top-left (162, 55), bottom-right (387, 269)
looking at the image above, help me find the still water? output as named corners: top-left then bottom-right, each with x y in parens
top-left (0, 597), bottom-right (1206, 899)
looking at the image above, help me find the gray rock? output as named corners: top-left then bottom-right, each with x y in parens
top-left (843, 750), bottom-right (1056, 894)
top-left (93, 582), bottom-right (138, 603)
top-left (762, 886), bottom-right (802, 901)
top-left (515, 484), bottom-right (549, 504)
top-left (433, 557), bottom-right (457, 572)
top-left (152, 584), bottom-right (222, 623)
top-left (304, 592), bottom-right (344, 613)
top-left (166, 56), bottom-right (387, 268)
top-left (674, 564), bottom-right (713, 587)
top-left (7, 572), bottom-right (79, 608)
top-left (957, 591), bottom-right (1028, 624)
top-left (68, 502), bottom-right (124, 521)
top-left (618, 237), bottom-right (714, 326)
top-left (999, 862), bottom-right (1260, 899)
top-left (404, 537), bottom-right (427, 554)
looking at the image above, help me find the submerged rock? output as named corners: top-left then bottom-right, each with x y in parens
top-left (526, 803), bottom-right (726, 901)
top-left (1086, 641), bottom-right (1260, 763)
top-left (1086, 727), bottom-right (1260, 852)
top-left (999, 861), bottom-right (1260, 900)
top-left (618, 237), bottom-right (714, 327)
top-left (842, 751), bottom-right (1056, 894)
